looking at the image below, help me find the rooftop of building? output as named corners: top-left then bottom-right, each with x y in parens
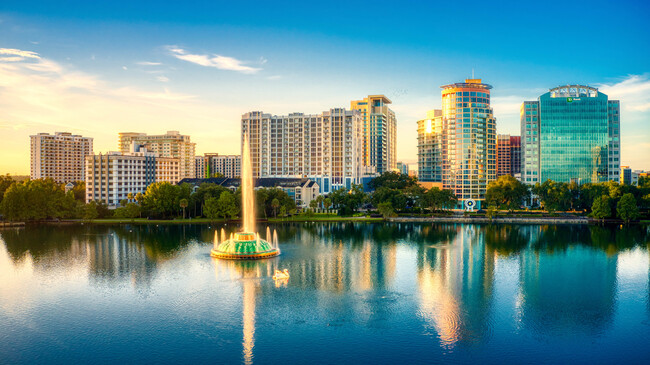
top-left (441, 78), bottom-right (493, 90)
top-left (548, 85), bottom-right (599, 98)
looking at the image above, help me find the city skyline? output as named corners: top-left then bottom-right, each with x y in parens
top-left (1, 1), bottom-right (649, 175)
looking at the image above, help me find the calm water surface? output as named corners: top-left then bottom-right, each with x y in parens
top-left (1, 223), bottom-right (650, 364)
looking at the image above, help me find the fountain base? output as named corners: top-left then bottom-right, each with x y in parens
top-left (211, 232), bottom-right (280, 260)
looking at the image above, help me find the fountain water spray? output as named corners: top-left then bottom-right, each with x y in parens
top-left (210, 132), bottom-right (280, 260)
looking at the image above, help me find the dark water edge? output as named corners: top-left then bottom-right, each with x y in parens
top-left (1, 223), bottom-right (650, 364)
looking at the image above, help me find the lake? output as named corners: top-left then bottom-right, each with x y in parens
top-left (1, 223), bottom-right (649, 364)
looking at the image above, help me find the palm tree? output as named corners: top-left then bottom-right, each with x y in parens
top-left (180, 198), bottom-right (189, 219)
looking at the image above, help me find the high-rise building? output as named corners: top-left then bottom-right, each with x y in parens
top-left (496, 135), bottom-right (521, 178)
top-left (620, 166), bottom-right (643, 186)
top-left (85, 145), bottom-right (180, 207)
top-left (195, 156), bottom-right (206, 179)
top-left (118, 131), bottom-right (196, 180)
top-left (417, 109), bottom-right (444, 183)
top-left (396, 162), bottom-right (409, 176)
top-left (417, 79), bottom-right (496, 208)
top-left (521, 85), bottom-right (620, 184)
top-left (30, 132), bottom-right (93, 183)
top-left (351, 95), bottom-right (397, 174)
top-left (241, 108), bottom-right (363, 194)
top-left (204, 153), bottom-right (241, 178)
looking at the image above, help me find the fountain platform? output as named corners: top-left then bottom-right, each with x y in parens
top-left (211, 232), bottom-right (280, 260)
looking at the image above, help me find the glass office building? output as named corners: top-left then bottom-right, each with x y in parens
top-left (521, 85), bottom-right (620, 184)
top-left (437, 79), bottom-right (497, 208)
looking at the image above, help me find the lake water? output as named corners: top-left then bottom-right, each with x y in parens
top-left (1, 223), bottom-right (650, 364)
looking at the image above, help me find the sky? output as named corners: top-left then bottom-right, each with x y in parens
top-left (1, 0), bottom-right (649, 175)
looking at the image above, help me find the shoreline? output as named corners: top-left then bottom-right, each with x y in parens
top-left (3, 216), bottom-right (647, 226)
top-left (388, 216), bottom-right (591, 225)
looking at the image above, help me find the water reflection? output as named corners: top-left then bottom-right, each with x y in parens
top-left (416, 224), bottom-right (495, 346)
top-left (1, 222), bottom-right (650, 362)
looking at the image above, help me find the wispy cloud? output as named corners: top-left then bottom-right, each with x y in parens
top-left (156, 75), bottom-right (169, 82)
top-left (0, 48), bottom-right (244, 174)
top-left (0, 48), bottom-right (41, 62)
top-left (137, 61), bottom-right (162, 66)
top-left (166, 46), bottom-right (261, 74)
top-left (597, 74), bottom-right (650, 112)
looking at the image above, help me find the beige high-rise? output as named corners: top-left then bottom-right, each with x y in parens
top-left (118, 131), bottom-right (195, 179)
top-left (242, 108), bottom-right (363, 194)
top-left (30, 132), bottom-right (94, 183)
top-left (351, 95), bottom-right (397, 174)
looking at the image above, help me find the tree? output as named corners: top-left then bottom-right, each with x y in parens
top-left (423, 187), bottom-right (457, 213)
top-left (591, 195), bottom-right (611, 222)
top-left (330, 184), bottom-right (366, 215)
top-left (203, 197), bottom-right (220, 222)
top-left (377, 202), bottom-right (396, 218)
top-left (83, 201), bottom-right (99, 221)
top-left (617, 193), bottom-right (639, 224)
top-left (216, 191), bottom-right (238, 219)
top-left (179, 198), bottom-right (189, 219)
top-left (309, 199), bottom-right (318, 212)
top-left (0, 178), bottom-right (75, 221)
top-left (271, 198), bottom-right (280, 218)
top-left (485, 175), bottom-right (530, 212)
top-left (323, 198), bottom-right (332, 211)
top-left (371, 187), bottom-right (407, 211)
top-left (0, 174), bottom-right (14, 205)
top-left (114, 202), bottom-right (141, 220)
top-left (142, 182), bottom-right (180, 218)
top-left (71, 182), bottom-right (86, 202)
top-left (368, 171), bottom-right (418, 190)
top-left (533, 180), bottom-right (571, 213)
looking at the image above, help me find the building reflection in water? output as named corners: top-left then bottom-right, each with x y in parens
top-left (88, 230), bottom-right (158, 289)
top-left (517, 225), bottom-right (618, 335)
top-left (416, 224), bottom-right (495, 347)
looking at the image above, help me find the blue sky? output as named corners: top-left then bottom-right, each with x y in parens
top-left (1, 0), bottom-right (649, 174)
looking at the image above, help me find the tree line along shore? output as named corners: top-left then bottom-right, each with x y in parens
top-left (0, 172), bottom-right (649, 224)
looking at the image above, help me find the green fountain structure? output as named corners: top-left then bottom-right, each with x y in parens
top-left (210, 132), bottom-right (280, 260)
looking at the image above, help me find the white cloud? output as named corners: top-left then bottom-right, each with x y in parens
top-left (156, 75), bottom-right (169, 82)
top-left (166, 46), bottom-right (261, 74)
top-left (597, 74), bottom-right (650, 112)
top-left (137, 61), bottom-right (162, 66)
top-left (0, 48), bottom-right (41, 62)
top-left (266, 75), bottom-right (281, 80)
top-left (122, 66), bottom-right (128, 70)
top-left (0, 49), bottom-right (244, 175)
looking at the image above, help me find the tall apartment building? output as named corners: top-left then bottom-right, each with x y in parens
top-left (496, 135), bottom-right (521, 178)
top-left (30, 132), bottom-right (93, 183)
top-left (417, 109), bottom-right (444, 183)
top-left (396, 162), bottom-right (409, 176)
top-left (195, 156), bottom-right (207, 179)
top-left (417, 79), bottom-right (496, 208)
top-left (351, 95), bottom-right (397, 174)
top-left (118, 131), bottom-right (195, 180)
top-left (85, 145), bottom-right (180, 207)
top-left (521, 85), bottom-right (620, 184)
top-left (204, 153), bottom-right (241, 178)
top-left (241, 108), bottom-right (363, 194)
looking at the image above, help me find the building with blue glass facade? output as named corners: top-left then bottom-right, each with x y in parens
top-left (521, 85), bottom-right (620, 184)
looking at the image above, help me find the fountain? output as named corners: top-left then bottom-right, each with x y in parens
top-left (211, 132), bottom-right (280, 260)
